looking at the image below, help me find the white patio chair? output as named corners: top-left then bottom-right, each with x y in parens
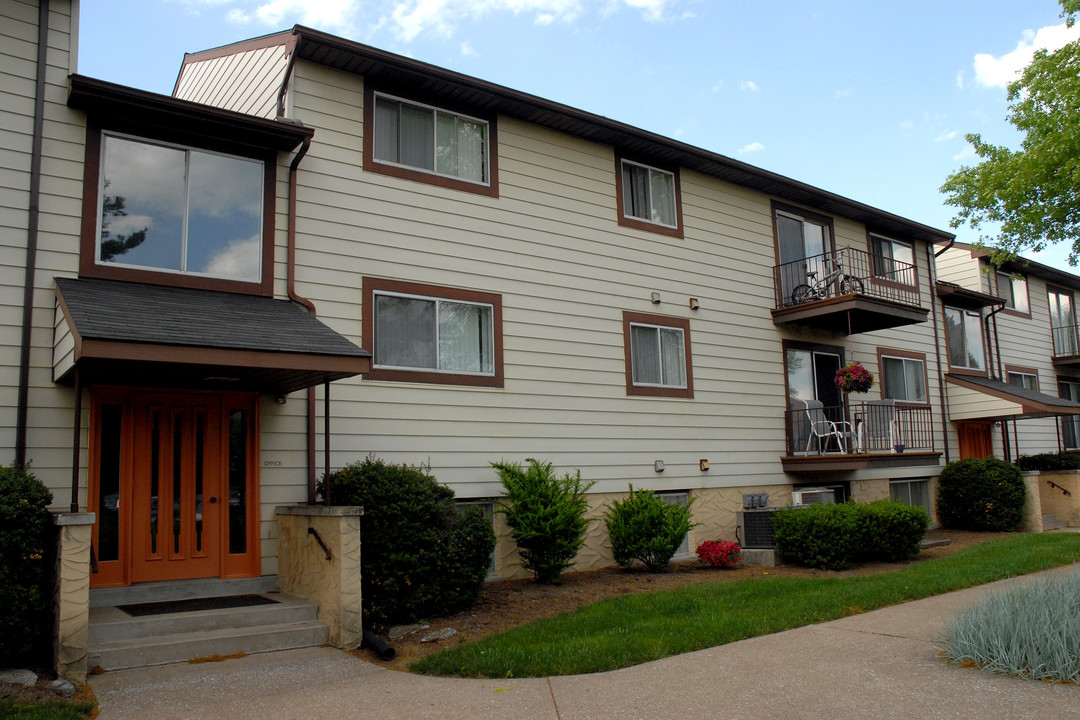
top-left (858, 399), bottom-right (897, 452)
top-left (800, 398), bottom-right (856, 454)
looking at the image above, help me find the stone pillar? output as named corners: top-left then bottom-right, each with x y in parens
top-left (1019, 471), bottom-right (1044, 533)
top-left (275, 505), bottom-right (363, 648)
top-left (52, 513), bottom-right (94, 683)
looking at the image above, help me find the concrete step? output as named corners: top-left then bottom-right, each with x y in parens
top-left (87, 619), bottom-right (329, 671)
top-left (88, 593), bottom-right (318, 645)
top-left (1043, 513), bottom-right (1066, 531)
top-left (90, 576), bottom-right (279, 608)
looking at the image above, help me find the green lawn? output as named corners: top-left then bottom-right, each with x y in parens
top-left (412, 533), bottom-right (1080, 678)
top-left (0, 698), bottom-right (95, 720)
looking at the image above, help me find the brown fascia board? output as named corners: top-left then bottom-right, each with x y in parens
top-left (171, 29), bottom-right (297, 96)
top-left (935, 281), bottom-right (1005, 309)
top-left (67, 74), bottom-right (313, 153)
top-left (285, 25), bottom-right (954, 246)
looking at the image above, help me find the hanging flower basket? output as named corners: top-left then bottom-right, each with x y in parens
top-left (835, 361), bottom-right (874, 394)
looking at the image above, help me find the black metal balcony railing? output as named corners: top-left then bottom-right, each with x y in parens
top-left (1052, 323), bottom-right (1080, 358)
top-left (784, 401), bottom-right (934, 457)
top-left (773, 247), bottom-right (920, 310)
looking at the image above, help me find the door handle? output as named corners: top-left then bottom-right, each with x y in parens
top-left (209, 497), bottom-right (218, 504)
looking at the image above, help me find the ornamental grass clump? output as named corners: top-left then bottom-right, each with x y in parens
top-left (940, 569), bottom-right (1080, 684)
top-left (493, 458), bottom-right (594, 584)
top-left (604, 485), bottom-right (696, 572)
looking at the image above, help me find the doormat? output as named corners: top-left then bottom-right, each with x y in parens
top-left (118, 594), bottom-right (279, 617)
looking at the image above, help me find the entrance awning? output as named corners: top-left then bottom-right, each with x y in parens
top-left (945, 374), bottom-right (1080, 421)
top-left (54, 277), bottom-right (371, 394)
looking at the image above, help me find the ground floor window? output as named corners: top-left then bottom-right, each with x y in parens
top-left (656, 490), bottom-right (691, 557)
top-left (890, 478), bottom-right (931, 514)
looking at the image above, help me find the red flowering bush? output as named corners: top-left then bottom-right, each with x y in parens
top-left (834, 361), bottom-right (874, 394)
top-left (695, 539), bottom-right (741, 568)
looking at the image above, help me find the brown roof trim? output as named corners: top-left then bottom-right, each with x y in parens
top-left (935, 281), bottom-right (1005, 309)
top-left (287, 25), bottom-right (953, 245)
top-left (945, 373), bottom-right (1080, 418)
top-left (940, 241), bottom-right (1080, 290)
top-left (68, 74), bottom-right (313, 153)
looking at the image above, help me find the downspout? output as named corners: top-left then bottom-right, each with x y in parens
top-left (16, 0), bottom-right (50, 467)
top-left (926, 241), bottom-right (951, 463)
top-left (984, 299), bottom-right (1009, 461)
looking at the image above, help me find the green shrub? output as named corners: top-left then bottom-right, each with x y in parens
top-left (604, 486), bottom-right (695, 572)
top-left (856, 500), bottom-right (930, 562)
top-left (322, 456), bottom-right (495, 627)
top-left (493, 458), bottom-right (594, 584)
top-left (941, 568), bottom-right (1080, 683)
top-left (773, 500), bottom-right (929, 570)
top-left (1015, 452), bottom-right (1080, 472)
top-left (0, 465), bottom-right (53, 666)
top-left (937, 458), bottom-right (1026, 531)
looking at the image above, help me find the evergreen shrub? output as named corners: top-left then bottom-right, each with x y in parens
top-left (322, 456), bottom-right (496, 627)
top-left (937, 458), bottom-right (1026, 531)
top-left (492, 458), bottom-right (594, 584)
top-left (1015, 452), bottom-right (1080, 472)
top-left (0, 465), bottom-right (53, 665)
top-left (604, 485), bottom-right (696, 572)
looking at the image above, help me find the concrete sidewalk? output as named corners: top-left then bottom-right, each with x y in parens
top-left (91, 566), bottom-right (1080, 720)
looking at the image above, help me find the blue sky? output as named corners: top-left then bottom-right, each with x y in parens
top-left (79, 0), bottom-right (1080, 271)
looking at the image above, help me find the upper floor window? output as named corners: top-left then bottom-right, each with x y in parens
top-left (1049, 288), bottom-right (1078, 357)
top-left (96, 133), bottom-right (264, 284)
top-left (371, 92), bottom-right (491, 187)
top-left (996, 271), bottom-right (1029, 314)
top-left (1007, 370), bottom-right (1039, 391)
top-left (880, 353), bottom-right (927, 403)
top-left (623, 312), bottom-right (693, 398)
top-left (362, 278), bottom-right (503, 387)
top-left (870, 234), bottom-right (915, 285)
top-left (944, 306), bottom-right (985, 372)
top-left (615, 155), bottom-right (683, 238)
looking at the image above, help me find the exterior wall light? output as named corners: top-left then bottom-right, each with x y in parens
top-left (654, 460), bottom-right (665, 472)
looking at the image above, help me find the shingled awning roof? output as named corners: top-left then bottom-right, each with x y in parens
top-left (54, 277), bottom-right (370, 394)
top-left (945, 374), bottom-right (1080, 420)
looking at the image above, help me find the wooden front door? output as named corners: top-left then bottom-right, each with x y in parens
top-left (89, 389), bottom-right (260, 588)
top-left (958, 421), bottom-right (995, 460)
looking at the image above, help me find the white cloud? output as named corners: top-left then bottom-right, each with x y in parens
top-left (710, 80), bottom-right (723, 93)
top-left (737, 142), bottom-right (765, 154)
top-left (615, 0), bottom-right (672, 22)
top-left (225, 8), bottom-right (252, 23)
top-left (899, 120), bottom-right (914, 130)
top-left (535, 12), bottom-right (554, 24)
top-left (243, 0), bottom-right (358, 31)
top-left (740, 80), bottom-right (759, 92)
top-left (460, 40), bottom-right (478, 56)
top-left (935, 129), bottom-right (958, 143)
top-left (834, 87), bottom-right (852, 99)
top-left (973, 21), bottom-right (1080, 88)
top-left (203, 234), bottom-right (262, 281)
top-left (955, 70), bottom-right (965, 89)
top-left (386, 0), bottom-right (588, 41)
top-left (953, 145), bottom-right (976, 163)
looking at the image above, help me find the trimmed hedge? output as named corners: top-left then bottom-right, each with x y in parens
top-left (604, 485), bottom-right (695, 572)
top-left (1016, 452), bottom-right (1080, 472)
top-left (322, 457), bottom-right (496, 627)
top-left (772, 500), bottom-right (929, 570)
top-left (937, 457), bottom-right (1026, 531)
top-left (0, 465), bottom-right (53, 666)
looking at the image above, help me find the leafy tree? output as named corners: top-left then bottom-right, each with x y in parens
top-left (941, 1), bottom-right (1080, 265)
top-left (99, 181), bottom-right (147, 262)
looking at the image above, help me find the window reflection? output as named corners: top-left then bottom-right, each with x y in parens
top-left (98, 134), bottom-right (263, 283)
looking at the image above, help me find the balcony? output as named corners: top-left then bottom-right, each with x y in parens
top-left (782, 400), bottom-right (940, 473)
top-left (772, 248), bottom-right (928, 334)
top-left (1052, 323), bottom-right (1080, 366)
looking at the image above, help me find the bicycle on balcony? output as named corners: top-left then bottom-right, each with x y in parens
top-left (790, 252), bottom-right (865, 304)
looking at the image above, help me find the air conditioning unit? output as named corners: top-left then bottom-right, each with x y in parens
top-left (791, 488), bottom-right (836, 506)
top-left (737, 508), bottom-right (783, 549)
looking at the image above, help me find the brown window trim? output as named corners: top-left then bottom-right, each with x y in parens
top-left (876, 347), bottom-right (930, 407)
top-left (769, 201), bottom-right (835, 268)
top-left (942, 304), bottom-right (990, 377)
top-left (867, 232), bottom-right (920, 296)
top-left (363, 84), bottom-right (499, 198)
top-left (1004, 364), bottom-right (1040, 391)
top-left (362, 277), bottom-right (504, 388)
top-left (79, 121), bottom-right (275, 296)
top-left (995, 270), bottom-right (1032, 319)
top-left (614, 153), bottom-right (684, 239)
top-left (622, 311), bottom-right (694, 398)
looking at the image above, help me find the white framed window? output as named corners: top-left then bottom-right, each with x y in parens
top-left (97, 132), bottom-right (264, 283)
top-left (372, 92), bottom-right (489, 185)
top-left (455, 500), bottom-right (497, 578)
top-left (870, 234), bottom-right (915, 285)
top-left (630, 323), bottom-right (686, 388)
top-left (373, 291), bottom-right (494, 376)
top-left (620, 159), bottom-right (677, 228)
top-left (881, 355), bottom-right (927, 403)
top-left (890, 478), bottom-right (931, 514)
top-left (944, 306), bottom-right (985, 371)
top-left (656, 491), bottom-right (691, 558)
top-left (997, 272), bottom-right (1029, 313)
top-left (1007, 371), bottom-right (1039, 392)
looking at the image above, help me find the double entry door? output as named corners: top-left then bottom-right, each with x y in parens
top-left (90, 389), bottom-right (258, 587)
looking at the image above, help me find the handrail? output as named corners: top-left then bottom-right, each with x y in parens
top-left (1047, 479), bottom-right (1073, 497)
top-left (307, 526), bottom-right (333, 561)
top-left (784, 401), bottom-right (934, 456)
